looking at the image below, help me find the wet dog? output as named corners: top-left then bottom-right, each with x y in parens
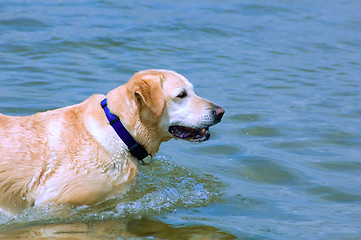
top-left (0, 69), bottom-right (224, 215)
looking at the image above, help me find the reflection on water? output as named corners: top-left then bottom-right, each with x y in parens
top-left (0, 218), bottom-right (236, 239)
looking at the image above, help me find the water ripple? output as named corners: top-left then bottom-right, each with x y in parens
top-left (0, 156), bottom-right (223, 227)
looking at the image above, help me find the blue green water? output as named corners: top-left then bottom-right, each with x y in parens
top-left (0, 0), bottom-right (360, 239)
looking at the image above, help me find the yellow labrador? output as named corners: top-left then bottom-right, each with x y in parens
top-left (0, 70), bottom-right (224, 216)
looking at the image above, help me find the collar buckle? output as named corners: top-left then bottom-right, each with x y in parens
top-left (128, 143), bottom-right (150, 161)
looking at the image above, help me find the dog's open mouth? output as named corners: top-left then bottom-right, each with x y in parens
top-left (168, 126), bottom-right (210, 142)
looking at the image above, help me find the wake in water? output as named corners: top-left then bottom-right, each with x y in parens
top-left (0, 155), bottom-right (223, 232)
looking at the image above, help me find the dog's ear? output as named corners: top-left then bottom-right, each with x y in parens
top-left (132, 73), bottom-right (165, 118)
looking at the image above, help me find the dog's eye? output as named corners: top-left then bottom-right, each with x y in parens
top-left (177, 91), bottom-right (187, 99)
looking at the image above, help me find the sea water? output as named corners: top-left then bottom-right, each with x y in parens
top-left (0, 0), bottom-right (360, 239)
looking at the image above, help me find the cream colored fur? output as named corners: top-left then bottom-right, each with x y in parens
top-left (0, 70), bottom-right (224, 216)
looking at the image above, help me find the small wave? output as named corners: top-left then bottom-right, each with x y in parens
top-left (0, 155), bottom-right (223, 232)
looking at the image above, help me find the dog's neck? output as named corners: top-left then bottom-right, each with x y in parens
top-left (106, 86), bottom-right (170, 157)
top-left (101, 98), bottom-right (151, 164)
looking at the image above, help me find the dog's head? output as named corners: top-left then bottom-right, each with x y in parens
top-left (126, 69), bottom-right (225, 143)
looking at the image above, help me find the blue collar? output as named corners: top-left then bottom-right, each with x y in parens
top-left (101, 99), bottom-right (150, 164)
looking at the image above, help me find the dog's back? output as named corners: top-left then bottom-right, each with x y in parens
top-left (0, 102), bottom-right (94, 215)
top-left (0, 95), bottom-right (139, 216)
top-left (0, 112), bottom-right (50, 215)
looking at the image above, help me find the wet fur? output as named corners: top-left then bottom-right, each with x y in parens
top-left (0, 70), bottom-right (223, 216)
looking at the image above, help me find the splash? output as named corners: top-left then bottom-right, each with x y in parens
top-left (0, 155), bottom-right (223, 231)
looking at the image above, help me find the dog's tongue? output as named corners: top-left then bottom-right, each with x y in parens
top-left (172, 126), bottom-right (193, 138)
top-left (168, 126), bottom-right (210, 142)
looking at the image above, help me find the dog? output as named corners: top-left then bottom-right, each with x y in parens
top-left (0, 69), bottom-right (224, 216)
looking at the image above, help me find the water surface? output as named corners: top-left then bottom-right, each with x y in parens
top-left (0, 0), bottom-right (360, 239)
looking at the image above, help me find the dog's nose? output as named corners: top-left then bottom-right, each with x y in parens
top-left (213, 105), bottom-right (225, 123)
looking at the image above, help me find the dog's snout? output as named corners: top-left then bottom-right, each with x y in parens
top-left (213, 105), bottom-right (225, 122)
